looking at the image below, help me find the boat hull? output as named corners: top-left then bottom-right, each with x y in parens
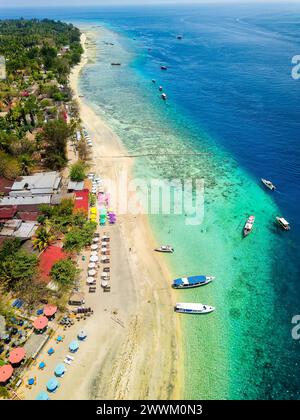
top-left (174, 303), bottom-right (215, 314)
top-left (172, 279), bottom-right (211, 289)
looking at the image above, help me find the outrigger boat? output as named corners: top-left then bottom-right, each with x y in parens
top-left (174, 303), bottom-right (215, 314)
top-left (276, 216), bottom-right (290, 231)
top-left (243, 215), bottom-right (255, 237)
top-left (172, 275), bottom-right (214, 289)
top-left (261, 178), bottom-right (276, 191)
top-left (154, 245), bottom-right (174, 253)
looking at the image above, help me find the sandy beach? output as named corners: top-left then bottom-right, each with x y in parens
top-left (21, 31), bottom-right (182, 400)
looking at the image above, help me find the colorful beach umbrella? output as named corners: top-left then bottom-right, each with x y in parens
top-left (28, 377), bottom-right (35, 385)
top-left (54, 363), bottom-right (65, 377)
top-left (77, 330), bottom-right (87, 340)
top-left (47, 347), bottom-right (55, 355)
top-left (56, 335), bottom-right (63, 342)
top-left (86, 277), bottom-right (95, 284)
top-left (33, 316), bottom-right (48, 331)
top-left (43, 304), bottom-right (57, 318)
top-left (69, 340), bottom-right (79, 352)
top-left (9, 347), bottom-right (26, 364)
top-left (36, 391), bottom-right (50, 400)
top-left (39, 362), bottom-right (46, 369)
top-left (46, 377), bottom-right (59, 392)
top-left (0, 365), bottom-right (13, 383)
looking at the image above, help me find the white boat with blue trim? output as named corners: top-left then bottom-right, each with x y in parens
top-left (174, 303), bottom-right (215, 314)
top-left (172, 275), bottom-right (214, 289)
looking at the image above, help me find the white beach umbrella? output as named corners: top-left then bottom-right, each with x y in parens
top-left (101, 281), bottom-right (109, 288)
top-left (89, 255), bottom-right (98, 262)
top-left (102, 235), bottom-right (109, 240)
top-left (90, 251), bottom-right (98, 256)
top-left (88, 262), bottom-right (96, 269)
top-left (93, 237), bottom-right (99, 243)
top-left (91, 244), bottom-right (99, 251)
top-left (101, 272), bottom-right (110, 278)
top-left (88, 269), bottom-right (96, 277)
top-left (86, 277), bottom-right (95, 284)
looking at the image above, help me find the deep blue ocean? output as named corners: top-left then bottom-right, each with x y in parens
top-left (1, 3), bottom-right (300, 398)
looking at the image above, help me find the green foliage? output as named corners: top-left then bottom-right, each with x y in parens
top-left (32, 226), bottom-right (55, 252)
top-left (42, 119), bottom-right (74, 170)
top-left (63, 221), bottom-right (97, 252)
top-left (69, 160), bottom-right (87, 182)
top-left (50, 258), bottom-right (78, 289)
top-left (0, 242), bottom-right (38, 292)
top-left (0, 151), bottom-right (20, 179)
top-left (0, 386), bottom-right (9, 399)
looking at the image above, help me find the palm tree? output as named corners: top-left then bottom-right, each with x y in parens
top-left (32, 226), bottom-right (54, 252)
top-left (18, 154), bottom-right (35, 175)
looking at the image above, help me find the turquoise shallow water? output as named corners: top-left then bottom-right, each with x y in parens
top-left (1, 3), bottom-right (300, 400)
top-left (78, 25), bottom-right (292, 399)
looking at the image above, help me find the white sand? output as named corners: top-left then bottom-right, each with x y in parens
top-left (20, 32), bottom-right (182, 400)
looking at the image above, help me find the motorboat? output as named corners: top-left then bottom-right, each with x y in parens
top-left (159, 86), bottom-right (163, 92)
top-left (172, 275), bottom-right (214, 289)
top-left (161, 66), bottom-right (168, 70)
top-left (276, 217), bottom-right (290, 231)
top-left (161, 93), bottom-right (167, 100)
top-left (243, 215), bottom-right (255, 237)
top-left (261, 178), bottom-right (276, 191)
top-left (174, 303), bottom-right (215, 314)
top-left (154, 245), bottom-right (174, 253)
top-left (111, 63), bottom-right (121, 66)
top-left (177, 35), bottom-right (183, 40)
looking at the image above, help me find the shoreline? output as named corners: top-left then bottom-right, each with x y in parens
top-left (66, 30), bottom-right (183, 399)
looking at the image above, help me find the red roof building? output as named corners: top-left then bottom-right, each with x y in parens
top-left (0, 206), bottom-right (17, 222)
top-left (39, 245), bottom-right (68, 284)
top-left (16, 211), bottom-right (40, 222)
top-left (0, 178), bottom-right (13, 196)
top-left (74, 189), bottom-right (89, 215)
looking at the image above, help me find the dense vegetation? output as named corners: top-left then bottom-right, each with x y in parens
top-left (0, 19), bottom-right (82, 179)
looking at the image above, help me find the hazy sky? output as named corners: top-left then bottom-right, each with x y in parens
top-left (0, 0), bottom-right (295, 8)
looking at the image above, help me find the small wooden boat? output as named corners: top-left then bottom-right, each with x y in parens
top-left (111, 63), bottom-right (121, 66)
top-left (154, 245), bottom-right (174, 253)
top-left (175, 303), bottom-right (215, 314)
top-left (261, 178), bottom-right (276, 191)
top-left (243, 215), bottom-right (255, 237)
top-left (276, 217), bottom-right (290, 231)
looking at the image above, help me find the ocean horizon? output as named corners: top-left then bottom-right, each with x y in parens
top-left (2, 3), bottom-right (300, 399)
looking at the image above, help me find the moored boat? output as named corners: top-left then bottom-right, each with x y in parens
top-left (154, 245), bottom-right (174, 253)
top-left (177, 35), bottom-right (183, 40)
top-left (111, 63), bottom-right (121, 66)
top-left (174, 303), bottom-right (215, 314)
top-left (261, 178), bottom-right (276, 191)
top-left (161, 93), bottom-right (167, 100)
top-left (161, 66), bottom-right (168, 70)
top-left (276, 216), bottom-right (290, 230)
top-left (172, 275), bottom-right (214, 289)
top-left (159, 86), bottom-right (163, 91)
top-left (243, 215), bottom-right (255, 237)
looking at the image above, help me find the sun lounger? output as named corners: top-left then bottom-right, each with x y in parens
top-left (66, 355), bottom-right (74, 361)
top-left (64, 358), bottom-right (72, 365)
